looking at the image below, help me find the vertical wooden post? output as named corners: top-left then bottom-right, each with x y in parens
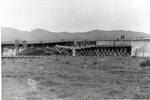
top-left (1, 47), bottom-right (3, 56)
top-left (72, 48), bottom-right (76, 57)
top-left (15, 39), bottom-right (19, 56)
top-left (12, 47), bottom-right (14, 56)
top-left (23, 40), bottom-right (28, 55)
top-left (16, 47), bottom-right (19, 56)
top-left (143, 47), bottom-right (145, 57)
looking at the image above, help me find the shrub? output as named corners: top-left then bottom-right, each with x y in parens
top-left (134, 94), bottom-right (150, 99)
top-left (92, 61), bottom-right (98, 65)
top-left (64, 61), bottom-right (70, 65)
top-left (12, 60), bottom-right (15, 63)
top-left (55, 58), bottom-right (60, 61)
top-left (140, 59), bottom-right (150, 67)
top-left (2, 62), bottom-right (5, 65)
top-left (108, 89), bottom-right (122, 96)
top-left (26, 49), bottom-right (45, 55)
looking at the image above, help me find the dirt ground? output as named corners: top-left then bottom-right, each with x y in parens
top-left (2, 56), bottom-right (150, 100)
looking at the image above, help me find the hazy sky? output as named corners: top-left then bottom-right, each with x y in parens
top-left (1, 0), bottom-right (150, 33)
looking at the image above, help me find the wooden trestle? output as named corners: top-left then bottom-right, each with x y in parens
top-left (55, 45), bottom-right (131, 57)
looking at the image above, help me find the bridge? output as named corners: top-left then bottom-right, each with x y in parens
top-left (1, 37), bottom-right (132, 47)
top-left (1, 38), bottom-right (133, 57)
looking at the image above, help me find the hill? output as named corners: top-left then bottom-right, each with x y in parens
top-left (1, 27), bottom-right (150, 41)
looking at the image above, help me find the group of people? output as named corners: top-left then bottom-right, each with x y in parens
top-left (121, 35), bottom-right (125, 40)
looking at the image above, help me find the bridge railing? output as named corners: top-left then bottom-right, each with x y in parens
top-left (1, 36), bottom-right (150, 45)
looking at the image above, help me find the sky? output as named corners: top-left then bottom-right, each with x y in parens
top-left (1, 0), bottom-right (150, 34)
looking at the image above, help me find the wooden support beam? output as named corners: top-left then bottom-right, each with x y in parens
top-left (72, 49), bottom-right (76, 56)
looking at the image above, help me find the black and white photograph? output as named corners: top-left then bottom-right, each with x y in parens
top-left (1, 0), bottom-right (150, 99)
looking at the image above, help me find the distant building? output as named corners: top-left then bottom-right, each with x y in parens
top-left (131, 38), bottom-right (150, 57)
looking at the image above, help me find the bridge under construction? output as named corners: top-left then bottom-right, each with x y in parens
top-left (1, 38), bottom-right (150, 57)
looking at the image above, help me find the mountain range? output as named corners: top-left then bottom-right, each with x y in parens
top-left (1, 27), bottom-right (150, 41)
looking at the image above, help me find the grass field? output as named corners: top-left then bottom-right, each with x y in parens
top-left (2, 56), bottom-right (150, 100)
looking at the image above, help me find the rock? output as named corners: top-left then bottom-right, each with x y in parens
top-left (26, 78), bottom-right (38, 92)
top-left (81, 65), bottom-right (88, 68)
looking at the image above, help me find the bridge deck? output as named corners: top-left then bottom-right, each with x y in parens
top-left (1, 38), bottom-right (132, 44)
top-left (56, 45), bottom-right (131, 49)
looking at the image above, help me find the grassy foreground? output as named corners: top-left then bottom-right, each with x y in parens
top-left (2, 56), bottom-right (150, 100)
